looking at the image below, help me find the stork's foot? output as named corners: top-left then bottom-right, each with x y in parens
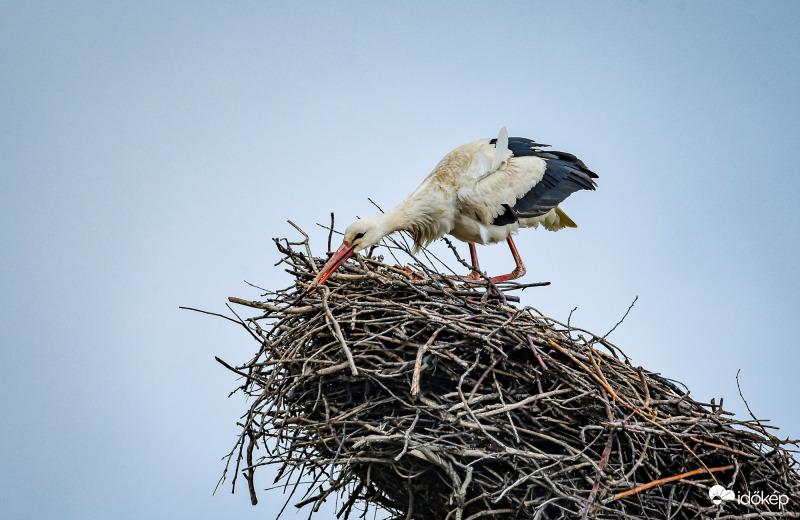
top-left (488, 264), bottom-right (527, 284)
top-left (487, 235), bottom-right (527, 283)
top-left (447, 242), bottom-right (484, 283)
top-left (448, 270), bottom-right (482, 283)
top-left (451, 265), bottom-right (526, 285)
top-left (452, 236), bottom-right (527, 284)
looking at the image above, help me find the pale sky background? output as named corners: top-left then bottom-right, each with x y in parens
top-left (2, 2), bottom-right (799, 519)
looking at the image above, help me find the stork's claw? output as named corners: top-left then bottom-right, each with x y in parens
top-left (487, 265), bottom-right (527, 284)
top-left (448, 271), bottom-right (482, 283)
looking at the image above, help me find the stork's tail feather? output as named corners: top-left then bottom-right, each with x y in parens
top-left (554, 207), bottom-right (577, 228)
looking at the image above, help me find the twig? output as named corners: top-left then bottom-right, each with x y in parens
top-left (321, 287), bottom-right (358, 376)
top-left (602, 295), bottom-right (638, 340)
top-left (581, 432), bottom-right (614, 519)
top-left (328, 212), bottom-right (335, 253)
top-left (411, 327), bottom-right (443, 396)
top-left (395, 411), bottom-right (421, 461)
top-left (526, 334), bottom-right (548, 370)
top-left (609, 465), bottom-right (734, 501)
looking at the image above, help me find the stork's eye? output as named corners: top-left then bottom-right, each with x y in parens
top-left (354, 232), bottom-right (365, 241)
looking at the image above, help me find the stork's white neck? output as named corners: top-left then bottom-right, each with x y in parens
top-left (346, 206), bottom-right (415, 252)
top-left (372, 191), bottom-right (453, 250)
top-left (381, 203), bottom-right (414, 232)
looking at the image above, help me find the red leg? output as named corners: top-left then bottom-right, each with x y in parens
top-left (467, 243), bottom-right (481, 280)
top-left (489, 236), bottom-right (527, 283)
top-left (448, 243), bottom-right (482, 282)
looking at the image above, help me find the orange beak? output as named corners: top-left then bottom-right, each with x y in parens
top-left (308, 241), bottom-right (355, 291)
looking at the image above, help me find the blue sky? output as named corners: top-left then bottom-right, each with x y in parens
top-left (2, 2), bottom-right (799, 518)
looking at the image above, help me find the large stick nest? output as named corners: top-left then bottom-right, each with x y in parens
top-left (214, 226), bottom-right (800, 520)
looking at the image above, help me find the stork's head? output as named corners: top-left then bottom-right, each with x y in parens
top-left (309, 217), bottom-right (391, 290)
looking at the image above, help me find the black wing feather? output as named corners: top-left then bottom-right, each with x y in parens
top-left (491, 137), bottom-right (598, 227)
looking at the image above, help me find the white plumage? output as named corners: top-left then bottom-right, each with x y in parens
top-left (311, 127), bottom-right (597, 288)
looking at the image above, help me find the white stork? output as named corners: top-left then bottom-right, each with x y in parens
top-left (310, 127), bottom-right (597, 288)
